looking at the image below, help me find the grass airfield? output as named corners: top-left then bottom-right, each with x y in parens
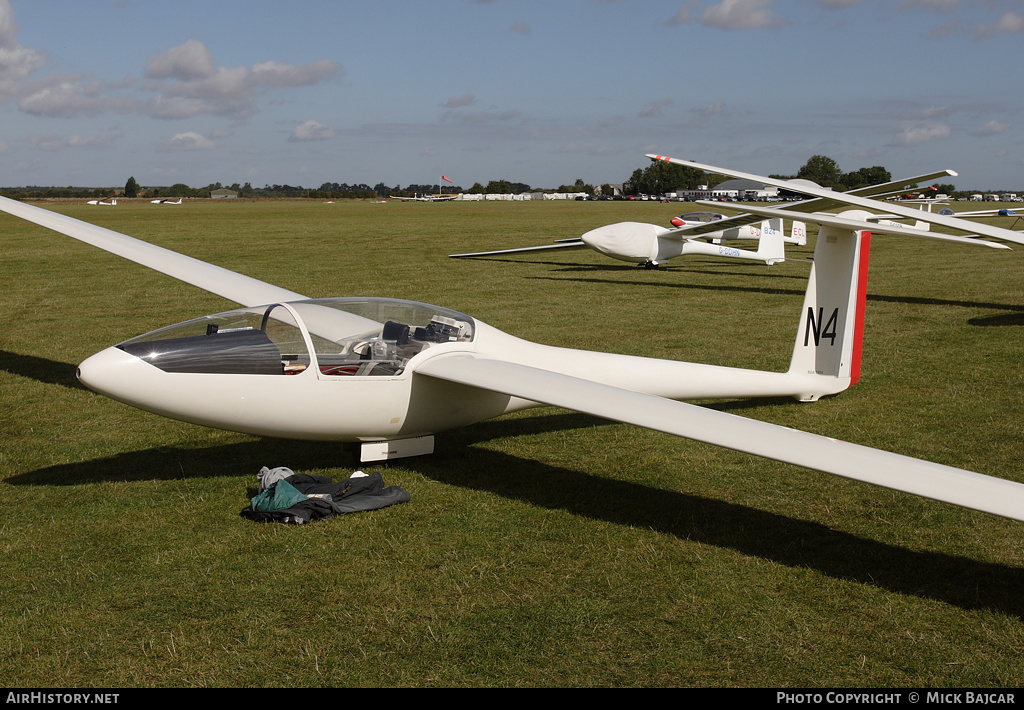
top-left (2, 197), bottom-right (1024, 687)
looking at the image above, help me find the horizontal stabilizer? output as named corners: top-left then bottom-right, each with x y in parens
top-left (417, 353), bottom-right (1024, 522)
top-left (450, 240), bottom-right (586, 258)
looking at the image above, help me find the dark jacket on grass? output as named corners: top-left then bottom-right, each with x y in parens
top-left (241, 472), bottom-right (410, 525)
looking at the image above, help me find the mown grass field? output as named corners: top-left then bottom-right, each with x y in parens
top-left (2, 197), bottom-right (1023, 687)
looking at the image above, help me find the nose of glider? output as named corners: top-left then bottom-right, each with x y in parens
top-left (77, 346), bottom-right (154, 402)
top-left (581, 221), bottom-right (665, 263)
top-left (670, 216), bottom-right (685, 227)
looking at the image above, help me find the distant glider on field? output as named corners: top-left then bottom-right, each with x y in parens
top-left (449, 167), bottom-right (970, 269)
top-left (3, 156), bottom-right (1024, 525)
top-left (450, 216), bottom-right (793, 269)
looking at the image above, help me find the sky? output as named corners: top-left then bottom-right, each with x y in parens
top-left (0, 0), bottom-right (1021, 191)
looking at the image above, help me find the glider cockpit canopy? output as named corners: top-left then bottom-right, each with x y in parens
top-left (116, 297), bottom-right (475, 378)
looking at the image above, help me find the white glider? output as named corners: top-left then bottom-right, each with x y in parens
top-left (450, 168), bottom-right (961, 268)
top-left (3, 187), bottom-right (1024, 524)
top-left (451, 217), bottom-right (790, 268)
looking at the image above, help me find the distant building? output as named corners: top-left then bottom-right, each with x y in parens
top-left (211, 188), bottom-right (238, 199)
top-left (675, 178), bottom-right (779, 201)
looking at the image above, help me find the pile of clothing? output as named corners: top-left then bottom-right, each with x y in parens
top-left (241, 466), bottom-right (411, 525)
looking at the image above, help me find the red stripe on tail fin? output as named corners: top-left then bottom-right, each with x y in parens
top-left (849, 233), bottom-right (871, 386)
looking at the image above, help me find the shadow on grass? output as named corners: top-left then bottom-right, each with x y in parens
top-left (8, 407), bottom-right (1024, 620)
top-left (0, 350), bottom-right (86, 389)
top-left (533, 274), bottom-right (1024, 323)
top-left (455, 255), bottom-right (809, 281)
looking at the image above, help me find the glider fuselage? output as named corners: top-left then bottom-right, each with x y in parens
top-left (76, 298), bottom-right (830, 443)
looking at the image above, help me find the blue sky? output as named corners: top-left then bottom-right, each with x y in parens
top-left (1, 0), bottom-right (1021, 191)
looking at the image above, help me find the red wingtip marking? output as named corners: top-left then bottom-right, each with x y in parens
top-left (849, 232), bottom-right (871, 386)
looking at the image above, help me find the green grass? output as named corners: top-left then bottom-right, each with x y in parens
top-left (2, 198), bottom-right (1024, 687)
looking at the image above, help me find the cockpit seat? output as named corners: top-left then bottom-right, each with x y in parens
top-left (382, 320), bottom-right (411, 345)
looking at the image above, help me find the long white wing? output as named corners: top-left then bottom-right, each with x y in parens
top-left (649, 155), bottom-right (1024, 246)
top-left (450, 240), bottom-right (587, 258)
top-left (662, 170), bottom-right (959, 238)
top-left (416, 354), bottom-right (1024, 522)
top-left (694, 201), bottom-right (1012, 249)
top-left (0, 195), bottom-right (307, 307)
top-left (943, 207), bottom-right (1023, 218)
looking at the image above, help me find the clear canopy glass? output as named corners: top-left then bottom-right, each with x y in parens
top-left (117, 297), bottom-right (475, 377)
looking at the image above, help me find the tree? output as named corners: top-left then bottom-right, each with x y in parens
top-left (165, 183), bottom-right (195, 197)
top-left (124, 176), bottom-right (139, 198)
top-left (485, 179), bottom-right (513, 194)
top-left (841, 166), bottom-right (891, 190)
top-left (796, 155), bottom-right (843, 189)
top-left (625, 161), bottom-right (703, 195)
top-left (558, 178), bottom-right (594, 195)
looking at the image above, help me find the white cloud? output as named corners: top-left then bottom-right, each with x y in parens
top-left (972, 120), bottom-right (1010, 137)
top-left (28, 132), bottom-right (119, 151)
top-left (6, 28), bottom-right (341, 122)
top-left (27, 134), bottom-right (65, 151)
top-left (700, 0), bottom-right (784, 30)
top-left (289, 120), bottom-right (335, 142)
top-left (974, 11), bottom-right (1024, 39)
top-left (160, 131), bottom-right (216, 151)
top-left (694, 100), bottom-right (725, 117)
top-left (809, 0), bottom-right (863, 8)
top-left (665, 0), bottom-right (783, 30)
top-left (0, 0), bottom-right (46, 84)
top-left (17, 74), bottom-right (138, 118)
top-left (891, 122), bottom-right (951, 146)
top-left (665, 1), bottom-right (698, 26)
top-left (143, 39), bottom-right (215, 81)
top-left (66, 133), bottom-right (119, 148)
top-left (639, 98), bottom-right (674, 118)
top-left (141, 43), bottom-right (341, 120)
top-left (440, 94), bottom-right (476, 109)
top-left (919, 105), bottom-right (956, 120)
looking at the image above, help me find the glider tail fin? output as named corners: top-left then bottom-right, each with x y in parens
top-left (756, 218), bottom-right (786, 265)
top-left (786, 220), bottom-right (807, 245)
top-left (787, 225), bottom-right (871, 400)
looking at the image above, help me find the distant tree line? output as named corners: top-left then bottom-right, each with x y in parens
top-left (0, 156), bottom-right (1008, 201)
